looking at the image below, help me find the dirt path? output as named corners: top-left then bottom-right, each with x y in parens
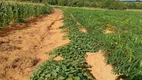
top-left (85, 51), bottom-right (118, 80)
top-left (0, 9), bottom-right (69, 80)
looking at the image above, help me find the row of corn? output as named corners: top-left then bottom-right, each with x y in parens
top-left (0, 1), bottom-right (51, 27)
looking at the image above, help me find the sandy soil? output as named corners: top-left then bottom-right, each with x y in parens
top-left (85, 50), bottom-right (118, 80)
top-left (0, 9), bottom-right (69, 80)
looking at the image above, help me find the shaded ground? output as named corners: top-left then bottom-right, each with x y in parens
top-left (0, 15), bottom-right (47, 37)
top-left (0, 9), bottom-right (69, 80)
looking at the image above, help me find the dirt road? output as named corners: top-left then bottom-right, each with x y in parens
top-left (0, 9), bottom-right (69, 80)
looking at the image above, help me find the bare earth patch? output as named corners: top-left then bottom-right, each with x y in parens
top-left (80, 27), bottom-right (87, 33)
top-left (103, 24), bottom-right (116, 34)
top-left (85, 50), bottom-right (118, 80)
top-left (53, 56), bottom-right (64, 61)
top-left (0, 8), bottom-right (69, 80)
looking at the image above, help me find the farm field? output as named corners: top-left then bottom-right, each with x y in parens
top-left (0, 1), bottom-right (142, 80)
top-left (63, 7), bottom-right (142, 80)
top-left (30, 7), bottom-right (142, 80)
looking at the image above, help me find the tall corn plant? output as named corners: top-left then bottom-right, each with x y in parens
top-left (0, 1), bottom-right (51, 27)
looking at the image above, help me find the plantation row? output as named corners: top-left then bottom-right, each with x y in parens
top-left (30, 7), bottom-right (142, 80)
top-left (0, 1), bottom-right (51, 27)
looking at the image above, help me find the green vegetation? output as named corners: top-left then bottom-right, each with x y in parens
top-left (29, 59), bottom-right (94, 80)
top-left (30, 7), bottom-right (142, 80)
top-left (0, 1), bottom-right (51, 27)
top-left (66, 8), bottom-right (142, 80)
top-left (46, 0), bottom-right (142, 10)
top-left (1, 0), bottom-right (44, 3)
top-left (3, 0), bottom-right (142, 10)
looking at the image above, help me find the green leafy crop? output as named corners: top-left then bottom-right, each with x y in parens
top-left (30, 59), bottom-right (94, 80)
top-left (62, 7), bottom-right (142, 80)
top-left (30, 7), bottom-right (142, 80)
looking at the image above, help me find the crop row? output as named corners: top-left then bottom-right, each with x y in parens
top-left (0, 1), bottom-right (51, 27)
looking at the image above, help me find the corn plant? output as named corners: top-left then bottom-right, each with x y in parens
top-left (0, 1), bottom-right (51, 27)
